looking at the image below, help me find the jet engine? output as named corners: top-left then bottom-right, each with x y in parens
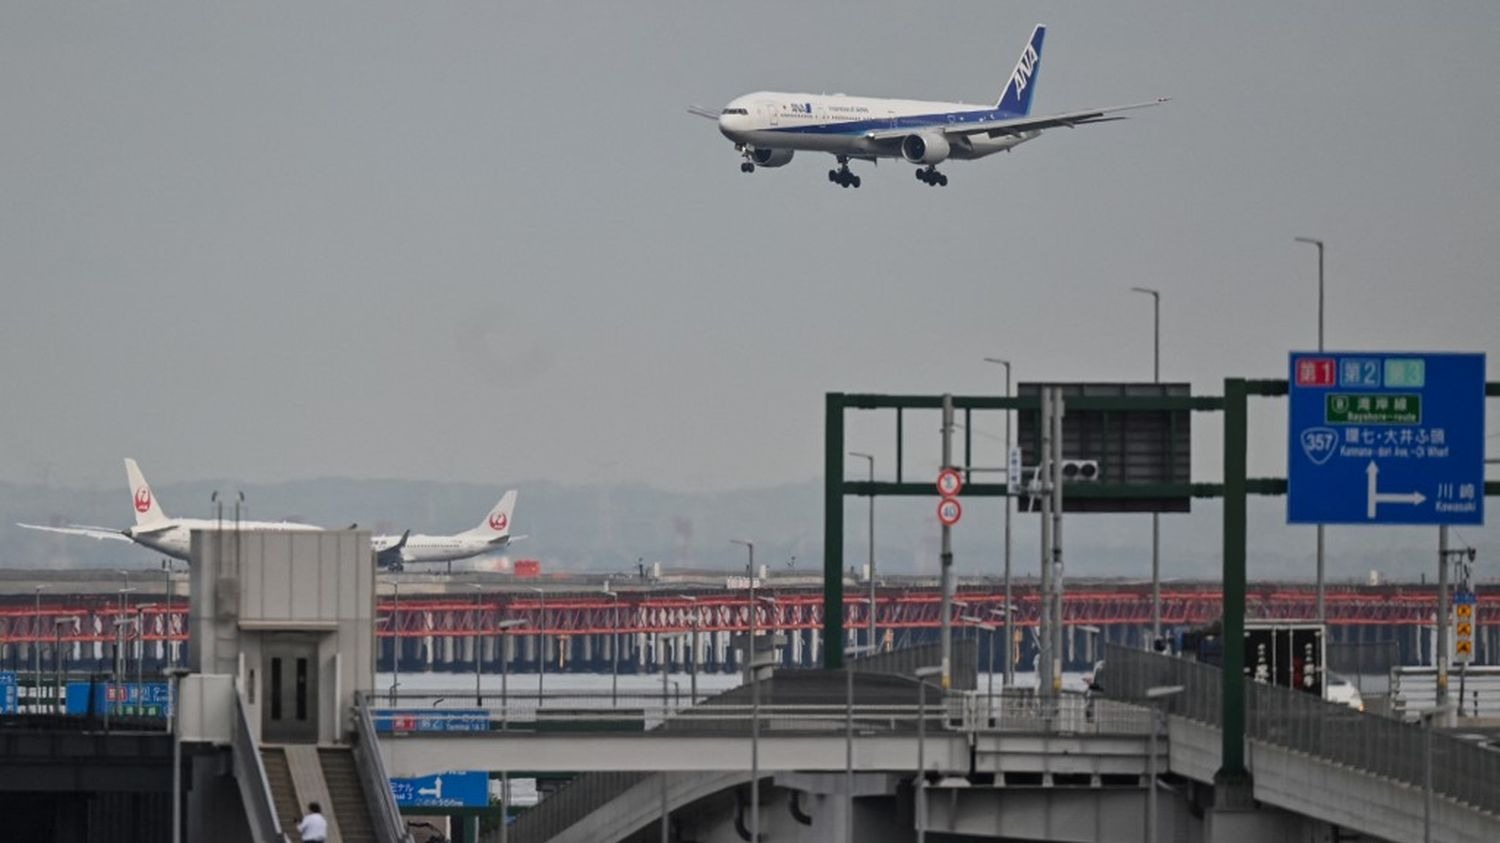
top-left (900, 133), bottom-right (951, 165)
top-left (750, 148), bottom-right (795, 167)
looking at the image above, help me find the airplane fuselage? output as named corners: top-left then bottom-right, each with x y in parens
top-left (371, 533), bottom-right (509, 566)
top-left (717, 92), bottom-right (1037, 160)
top-left (127, 518), bottom-right (323, 560)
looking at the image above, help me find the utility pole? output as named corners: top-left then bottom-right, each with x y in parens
top-left (1129, 287), bottom-right (1163, 647)
top-left (983, 357), bottom-right (1014, 686)
top-left (1437, 527), bottom-right (1451, 714)
top-left (939, 394), bottom-right (955, 690)
top-left (1295, 236), bottom-right (1327, 622)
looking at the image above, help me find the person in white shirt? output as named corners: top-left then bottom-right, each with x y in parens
top-left (297, 801), bottom-right (328, 842)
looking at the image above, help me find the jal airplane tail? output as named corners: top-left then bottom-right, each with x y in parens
top-left (124, 458), bottom-right (169, 526)
top-left (995, 24), bottom-right (1046, 115)
top-left (465, 491), bottom-right (517, 542)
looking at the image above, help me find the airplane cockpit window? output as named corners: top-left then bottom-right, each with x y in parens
top-left (720, 107), bottom-right (749, 116)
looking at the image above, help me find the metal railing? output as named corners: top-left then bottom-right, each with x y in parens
top-left (1100, 644), bottom-right (1500, 817)
top-left (231, 691), bottom-right (291, 843)
top-left (966, 689), bottom-right (1153, 735)
top-left (352, 693), bottom-right (414, 843)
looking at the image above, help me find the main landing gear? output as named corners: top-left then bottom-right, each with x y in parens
top-left (916, 166), bottom-right (948, 187)
top-left (740, 162), bottom-right (755, 173)
top-left (827, 157), bottom-right (861, 189)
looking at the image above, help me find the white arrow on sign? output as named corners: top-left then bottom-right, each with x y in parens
top-left (418, 776), bottom-right (444, 799)
top-left (1365, 461), bottom-right (1426, 519)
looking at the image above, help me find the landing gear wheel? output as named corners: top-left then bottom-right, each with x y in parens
top-left (831, 159), bottom-right (859, 188)
top-left (740, 162), bottom-right (755, 173)
top-left (936, 173), bottom-right (948, 186)
top-left (915, 169), bottom-right (927, 183)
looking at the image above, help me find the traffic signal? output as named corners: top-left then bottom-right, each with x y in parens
top-left (1060, 460), bottom-right (1100, 482)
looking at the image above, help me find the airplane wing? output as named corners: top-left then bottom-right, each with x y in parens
top-left (17, 522), bottom-right (132, 543)
top-left (860, 98), bottom-right (1170, 142)
top-left (686, 105), bottom-right (720, 120)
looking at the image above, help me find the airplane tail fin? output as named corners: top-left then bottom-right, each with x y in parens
top-left (996, 24), bottom-right (1046, 114)
top-left (467, 491), bottom-right (517, 540)
top-left (124, 458), bottom-right (169, 526)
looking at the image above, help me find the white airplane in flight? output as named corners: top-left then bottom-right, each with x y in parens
top-left (18, 458), bottom-right (322, 561)
top-left (370, 491), bottom-right (520, 571)
top-left (689, 24), bottom-right (1166, 187)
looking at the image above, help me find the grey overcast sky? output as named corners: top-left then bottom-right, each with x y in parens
top-left (2, 2), bottom-right (1498, 495)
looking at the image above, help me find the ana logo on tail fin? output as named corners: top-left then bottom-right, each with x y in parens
top-left (123, 458), bottom-right (169, 526)
top-left (996, 24), bottom-right (1046, 115)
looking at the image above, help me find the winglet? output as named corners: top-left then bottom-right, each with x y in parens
top-left (123, 458), bottom-right (168, 526)
top-left (996, 24), bottom-right (1046, 115)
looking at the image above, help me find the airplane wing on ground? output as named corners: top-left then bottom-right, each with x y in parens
top-left (17, 523), bottom-right (131, 542)
top-left (860, 98), bottom-right (1170, 142)
top-left (686, 105), bottom-right (719, 120)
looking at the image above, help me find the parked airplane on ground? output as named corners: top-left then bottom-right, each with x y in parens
top-left (18, 458), bottom-right (322, 560)
top-left (371, 491), bottom-right (519, 571)
top-left (689, 24), bottom-right (1166, 187)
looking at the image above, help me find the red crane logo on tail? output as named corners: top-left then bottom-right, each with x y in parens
top-left (489, 512), bottom-right (508, 532)
top-left (134, 487), bottom-right (152, 514)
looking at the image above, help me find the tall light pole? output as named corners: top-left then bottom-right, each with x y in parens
top-left (982, 357), bottom-right (1015, 685)
top-left (33, 585), bottom-right (44, 713)
top-left (1128, 288), bottom-right (1163, 648)
top-left (731, 539), bottom-right (759, 843)
top-left (843, 643), bottom-right (876, 843)
top-left (913, 664), bottom-right (943, 843)
top-left (1146, 685), bottom-right (1184, 843)
top-left (848, 451), bottom-right (876, 652)
top-left (381, 577), bottom-right (402, 704)
top-left (471, 584), bottom-right (486, 706)
top-left (528, 586), bottom-right (547, 702)
top-left (1295, 236), bottom-right (1327, 622)
top-left (603, 584), bottom-right (621, 706)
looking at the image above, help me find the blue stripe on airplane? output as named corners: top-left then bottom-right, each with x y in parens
top-left (765, 108), bottom-right (1022, 137)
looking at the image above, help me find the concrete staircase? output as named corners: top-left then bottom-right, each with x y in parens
top-left (320, 747), bottom-right (377, 843)
top-left (262, 747), bottom-right (304, 837)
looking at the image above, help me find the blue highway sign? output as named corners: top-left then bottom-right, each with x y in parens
top-left (1288, 352), bottom-right (1485, 525)
top-left (0, 672), bottom-right (16, 714)
top-left (389, 771), bottom-right (489, 808)
top-left (372, 708), bottom-right (489, 734)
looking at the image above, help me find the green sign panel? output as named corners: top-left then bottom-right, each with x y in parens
top-left (1325, 393), bottom-right (1421, 425)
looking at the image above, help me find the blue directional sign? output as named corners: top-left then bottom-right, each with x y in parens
top-left (0, 672), bottom-right (17, 714)
top-left (371, 708), bottom-right (489, 734)
top-left (64, 681), bottom-right (171, 716)
top-left (1288, 352), bottom-right (1485, 525)
top-left (389, 771), bottom-right (489, 808)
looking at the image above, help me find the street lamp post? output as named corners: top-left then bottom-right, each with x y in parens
top-left (168, 666), bottom-right (191, 843)
top-left (33, 584), bottom-right (44, 713)
top-left (389, 578), bottom-right (401, 704)
top-left (1145, 685), bottom-right (1185, 843)
top-left (731, 539), bottom-right (759, 843)
top-left (1129, 288), bottom-right (1163, 648)
top-left (913, 665), bottom-right (943, 843)
top-left (962, 616), bottom-right (999, 726)
top-left (848, 451), bottom-right (876, 652)
top-left (844, 643), bottom-right (876, 843)
top-left (677, 594), bottom-right (700, 703)
top-left (529, 586), bottom-right (547, 702)
top-left (471, 584), bottom-right (485, 706)
top-left (982, 357), bottom-right (1014, 685)
top-left (54, 616), bottom-right (76, 715)
top-left (1295, 236), bottom-right (1327, 622)
top-left (603, 584), bottom-right (621, 706)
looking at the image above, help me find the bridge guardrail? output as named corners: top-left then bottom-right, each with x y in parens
top-left (1101, 644), bottom-right (1500, 817)
top-left (366, 687), bottom-right (1151, 737)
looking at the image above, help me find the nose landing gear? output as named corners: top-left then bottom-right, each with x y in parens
top-left (916, 166), bottom-right (948, 187)
top-left (827, 156), bottom-right (861, 188)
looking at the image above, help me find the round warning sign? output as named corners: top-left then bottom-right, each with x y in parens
top-left (936, 468), bottom-right (964, 498)
top-left (937, 497), bottom-right (962, 526)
